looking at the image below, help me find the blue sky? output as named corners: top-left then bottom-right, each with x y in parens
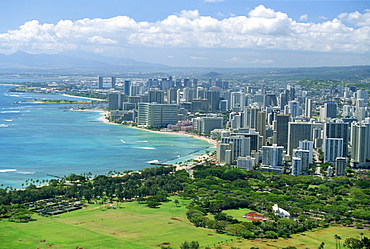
top-left (0, 0), bottom-right (369, 67)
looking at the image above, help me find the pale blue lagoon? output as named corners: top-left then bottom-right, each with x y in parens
top-left (0, 83), bottom-right (213, 189)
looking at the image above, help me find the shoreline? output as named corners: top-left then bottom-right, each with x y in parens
top-left (98, 111), bottom-right (217, 147)
top-left (61, 93), bottom-right (107, 101)
top-left (95, 110), bottom-right (217, 170)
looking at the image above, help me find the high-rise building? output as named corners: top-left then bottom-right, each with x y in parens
top-left (335, 157), bottom-right (347, 176)
top-left (231, 92), bottom-right (245, 110)
top-left (108, 92), bottom-right (125, 110)
top-left (305, 98), bottom-right (312, 118)
top-left (98, 76), bottom-right (104, 89)
top-left (287, 122), bottom-right (312, 156)
top-left (219, 100), bottom-right (228, 112)
top-left (124, 80), bottom-right (131, 95)
top-left (129, 84), bottom-right (140, 96)
top-left (245, 106), bottom-right (259, 129)
top-left (217, 143), bottom-right (233, 164)
top-left (256, 111), bottom-right (267, 145)
top-left (298, 140), bottom-right (314, 163)
top-left (148, 90), bottom-right (165, 104)
top-left (324, 138), bottom-right (343, 164)
top-left (219, 134), bottom-right (251, 163)
top-left (357, 89), bottom-right (368, 107)
top-left (167, 88), bottom-right (179, 104)
top-left (237, 156), bottom-right (255, 170)
top-left (234, 129), bottom-right (262, 152)
top-left (324, 101), bottom-right (337, 119)
top-left (137, 103), bottom-right (178, 128)
top-left (276, 114), bottom-right (290, 149)
top-left (262, 144), bottom-right (284, 167)
top-left (293, 149), bottom-right (310, 173)
top-left (289, 100), bottom-right (300, 119)
top-left (350, 122), bottom-right (370, 167)
top-left (183, 87), bottom-right (194, 102)
top-left (279, 90), bottom-right (289, 111)
top-left (111, 77), bottom-right (116, 89)
top-left (324, 121), bottom-right (349, 156)
top-left (291, 157), bottom-right (302, 176)
top-left (200, 117), bottom-right (223, 134)
top-left (206, 90), bottom-right (220, 111)
top-left (265, 94), bottom-right (278, 107)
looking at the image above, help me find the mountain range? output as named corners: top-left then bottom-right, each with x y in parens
top-left (0, 51), bottom-right (171, 73)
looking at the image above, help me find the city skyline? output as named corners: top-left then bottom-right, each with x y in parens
top-left (0, 0), bottom-right (369, 68)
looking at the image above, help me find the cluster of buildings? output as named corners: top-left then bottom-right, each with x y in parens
top-left (103, 75), bottom-right (370, 174)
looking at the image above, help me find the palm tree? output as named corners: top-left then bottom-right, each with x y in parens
top-left (335, 234), bottom-right (340, 249)
top-left (334, 234), bottom-right (342, 249)
top-left (318, 242), bottom-right (325, 249)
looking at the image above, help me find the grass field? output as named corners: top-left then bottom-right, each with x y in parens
top-left (1, 197), bottom-right (369, 249)
top-left (0, 197), bottom-right (231, 249)
top-left (223, 208), bottom-right (259, 222)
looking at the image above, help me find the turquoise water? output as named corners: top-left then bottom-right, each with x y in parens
top-left (0, 83), bottom-right (213, 189)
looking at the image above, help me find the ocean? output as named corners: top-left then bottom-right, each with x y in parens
top-left (0, 82), bottom-right (213, 189)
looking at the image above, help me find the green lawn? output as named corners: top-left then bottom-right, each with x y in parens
top-left (223, 208), bottom-right (259, 222)
top-left (1, 198), bottom-right (369, 249)
top-left (0, 197), bottom-right (232, 249)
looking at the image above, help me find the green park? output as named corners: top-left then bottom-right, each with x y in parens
top-left (1, 196), bottom-right (368, 248)
top-left (1, 165), bottom-right (369, 248)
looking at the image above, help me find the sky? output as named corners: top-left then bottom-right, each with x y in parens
top-left (0, 0), bottom-right (369, 68)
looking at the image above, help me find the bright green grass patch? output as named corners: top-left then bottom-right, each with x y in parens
top-left (223, 208), bottom-right (261, 222)
top-left (0, 196), bottom-right (232, 249)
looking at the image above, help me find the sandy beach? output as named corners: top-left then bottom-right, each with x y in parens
top-left (61, 93), bottom-right (107, 101)
top-left (96, 111), bottom-right (217, 170)
top-left (97, 111), bottom-right (217, 146)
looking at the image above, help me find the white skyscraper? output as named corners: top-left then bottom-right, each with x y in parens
top-left (219, 134), bottom-right (251, 164)
top-left (298, 140), bottom-right (314, 163)
top-left (357, 89), bottom-right (368, 107)
top-left (324, 138), bottom-right (343, 164)
top-left (237, 156), bottom-right (255, 170)
top-left (262, 144), bottom-right (284, 167)
top-left (293, 149), bottom-right (310, 173)
top-left (351, 122), bottom-right (370, 167)
top-left (289, 100), bottom-right (300, 119)
top-left (305, 98), bottom-right (312, 118)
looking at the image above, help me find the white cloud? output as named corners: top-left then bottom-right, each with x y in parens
top-left (225, 57), bottom-right (242, 62)
top-left (251, 59), bottom-right (275, 64)
top-left (338, 9), bottom-right (370, 26)
top-left (0, 5), bottom-right (369, 56)
top-left (190, 56), bottom-right (207, 60)
top-left (300, 14), bottom-right (308, 21)
top-left (88, 36), bottom-right (116, 44)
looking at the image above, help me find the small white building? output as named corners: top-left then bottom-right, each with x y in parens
top-left (272, 204), bottom-right (290, 218)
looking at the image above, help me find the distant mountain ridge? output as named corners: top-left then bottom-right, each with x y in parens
top-left (0, 51), bottom-right (171, 73)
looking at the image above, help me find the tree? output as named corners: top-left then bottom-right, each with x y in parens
top-left (334, 234), bottom-right (342, 249)
top-left (180, 241), bottom-right (199, 249)
top-left (343, 238), bottom-right (364, 249)
top-left (146, 200), bottom-right (160, 208)
top-left (362, 237), bottom-right (370, 249)
top-left (174, 199), bottom-right (180, 207)
top-left (225, 224), bottom-right (246, 236)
